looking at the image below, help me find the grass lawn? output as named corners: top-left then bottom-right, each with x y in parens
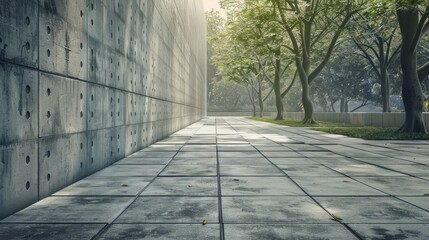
top-left (250, 117), bottom-right (429, 140)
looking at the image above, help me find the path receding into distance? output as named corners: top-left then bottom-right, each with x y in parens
top-left (1, 117), bottom-right (429, 239)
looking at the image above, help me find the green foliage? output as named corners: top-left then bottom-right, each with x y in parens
top-left (251, 117), bottom-right (429, 140)
top-left (312, 42), bottom-right (375, 110)
top-left (311, 127), bottom-right (429, 140)
top-left (208, 79), bottom-right (246, 107)
top-left (249, 117), bottom-right (351, 127)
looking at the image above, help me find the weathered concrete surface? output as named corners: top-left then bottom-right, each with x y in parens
top-left (1, 117), bottom-right (429, 239)
top-left (0, 0), bottom-right (206, 219)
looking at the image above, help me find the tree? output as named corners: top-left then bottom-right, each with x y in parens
top-left (395, 1), bottom-right (429, 133)
top-left (206, 11), bottom-right (225, 108)
top-left (209, 79), bottom-right (247, 110)
top-left (350, 7), bottom-right (401, 112)
top-left (313, 43), bottom-right (375, 112)
top-left (272, 0), bottom-right (362, 123)
top-left (223, 0), bottom-right (295, 120)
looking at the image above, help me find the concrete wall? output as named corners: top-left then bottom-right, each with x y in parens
top-left (0, 0), bottom-right (206, 219)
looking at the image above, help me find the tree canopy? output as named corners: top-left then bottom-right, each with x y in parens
top-left (207, 0), bottom-right (429, 133)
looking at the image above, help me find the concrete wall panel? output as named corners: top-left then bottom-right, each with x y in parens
top-left (38, 133), bottom-right (88, 198)
top-left (0, 0), bottom-right (39, 67)
top-left (0, 64), bottom-right (38, 145)
top-left (0, 141), bottom-right (38, 218)
top-left (39, 73), bottom-right (87, 136)
top-left (39, 0), bottom-right (88, 80)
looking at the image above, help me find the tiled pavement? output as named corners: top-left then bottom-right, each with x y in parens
top-left (1, 117), bottom-right (429, 239)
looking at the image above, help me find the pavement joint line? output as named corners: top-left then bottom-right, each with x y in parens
top-left (228, 119), bottom-right (365, 240)
top-left (247, 119), bottom-right (429, 212)
top-left (317, 164), bottom-right (429, 213)
top-left (308, 146), bottom-right (429, 182)
top-left (215, 117), bottom-right (226, 240)
top-left (252, 119), bottom-right (429, 209)
top-left (91, 124), bottom-right (204, 240)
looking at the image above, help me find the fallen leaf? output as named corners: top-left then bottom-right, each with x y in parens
top-left (342, 180), bottom-right (349, 183)
top-left (233, 179), bottom-right (239, 182)
top-left (202, 218), bottom-right (208, 225)
top-left (121, 184), bottom-right (129, 187)
top-left (188, 185), bottom-right (193, 188)
top-left (331, 214), bottom-right (343, 221)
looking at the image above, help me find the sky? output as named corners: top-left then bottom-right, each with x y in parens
top-left (203, 0), bottom-right (226, 17)
top-left (203, 0), bottom-right (222, 12)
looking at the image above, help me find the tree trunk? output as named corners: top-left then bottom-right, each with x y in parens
top-left (380, 66), bottom-right (391, 112)
top-left (344, 98), bottom-right (349, 112)
top-left (330, 100), bottom-right (337, 112)
top-left (246, 84), bottom-right (257, 118)
top-left (397, 8), bottom-right (427, 133)
top-left (258, 78), bottom-right (264, 118)
top-left (297, 62), bottom-right (315, 123)
top-left (340, 97), bottom-right (345, 112)
top-left (274, 50), bottom-right (284, 120)
top-left (301, 78), bottom-right (315, 123)
top-left (300, 21), bottom-right (315, 124)
top-left (252, 88), bottom-right (256, 117)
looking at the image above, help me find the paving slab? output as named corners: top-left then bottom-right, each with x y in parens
top-left (2, 197), bottom-right (133, 223)
top-left (219, 157), bottom-right (271, 165)
top-left (392, 156), bottom-right (429, 164)
top-left (349, 224), bottom-right (429, 240)
top-left (353, 157), bottom-right (417, 165)
top-left (160, 164), bottom-right (217, 176)
top-left (268, 157), bottom-right (319, 165)
top-left (141, 177), bottom-right (218, 196)
top-left (354, 177), bottom-right (429, 196)
top-left (291, 176), bottom-right (385, 196)
top-left (114, 157), bottom-right (171, 165)
top-left (181, 145), bottom-right (217, 152)
top-left (399, 197), bottom-right (429, 211)
top-left (115, 197), bottom-right (218, 224)
top-left (169, 158), bottom-right (217, 165)
top-left (253, 146), bottom-right (293, 151)
top-left (141, 145), bottom-right (183, 152)
top-left (278, 164), bottom-right (343, 177)
top-left (175, 152), bottom-right (217, 158)
top-left (260, 151), bottom-right (304, 158)
top-left (221, 177), bottom-right (304, 195)
top-left (315, 196), bottom-right (429, 223)
top-left (92, 165), bottom-right (165, 177)
top-left (330, 164), bottom-right (406, 177)
top-left (129, 152), bottom-right (177, 158)
top-left (221, 165), bottom-right (284, 176)
top-left (217, 145), bottom-right (256, 152)
top-left (334, 151), bottom-right (387, 158)
top-left (99, 224), bottom-right (220, 240)
top-left (222, 196), bottom-right (333, 223)
top-left (300, 151), bottom-right (345, 158)
top-left (0, 224), bottom-right (105, 240)
top-left (218, 152), bottom-right (264, 158)
top-left (311, 157), bottom-right (366, 166)
top-left (53, 176), bottom-right (153, 196)
top-left (283, 144), bottom-right (325, 151)
top-left (383, 164), bottom-right (429, 176)
top-left (224, 224), bottom-right (359, 240)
